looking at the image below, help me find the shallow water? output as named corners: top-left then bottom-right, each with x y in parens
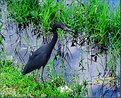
top-left (0, 0), bottom-right (119, 97)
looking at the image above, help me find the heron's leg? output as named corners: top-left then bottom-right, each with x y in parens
top-left (35, 70), bottom-right (40, 83)
top-left (41, 66), bottom-right (45, 84)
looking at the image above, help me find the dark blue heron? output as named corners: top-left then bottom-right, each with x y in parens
top-left (22, 22), bottom-right (71, 82)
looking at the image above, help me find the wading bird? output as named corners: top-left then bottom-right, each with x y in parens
top-left (22, 22), bottom-right (71, 83)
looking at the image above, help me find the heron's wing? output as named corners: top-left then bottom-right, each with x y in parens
top-left (29, 45), bottom-right (47, 60)
top-left (23, 52), bottom-right (48, 74)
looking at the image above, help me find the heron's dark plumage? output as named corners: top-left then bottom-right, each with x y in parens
top-left (22, 45), bottom-right (49, 75)
top-left (22, 22), bottom-right (69, 76)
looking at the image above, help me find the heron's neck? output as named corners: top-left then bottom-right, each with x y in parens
top-left (49, 31), bottom-right (58, 50)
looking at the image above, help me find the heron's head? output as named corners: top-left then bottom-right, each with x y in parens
top-left (52, 22), bottom-right (72, 32)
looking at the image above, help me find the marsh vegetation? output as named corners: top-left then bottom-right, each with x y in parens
top-left (0, 0), bottom-right (120, 97)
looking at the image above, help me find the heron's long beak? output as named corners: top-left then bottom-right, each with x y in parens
top-left (63, 26), bottom-right (74, 32)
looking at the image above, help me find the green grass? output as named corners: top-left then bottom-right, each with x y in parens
top-left (0, 60), bottom-right (87, 97)
top-left (6, 0), bottom-right (120, 51)
top-left (0, 0), bottom-right (119, 97)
